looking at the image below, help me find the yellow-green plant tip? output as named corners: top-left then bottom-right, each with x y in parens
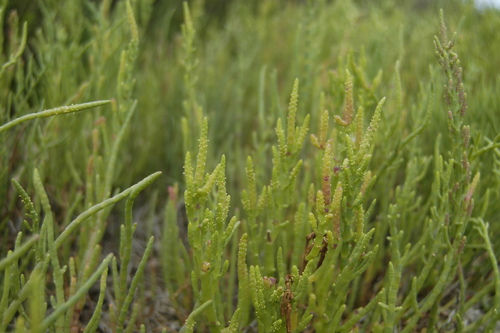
top-left (321, 142), bottom-right (333, 209)
top-left (287, 78), bottom-right (300, 149)
top-left (357, 97), bottom-right (386, 164)
top-left (198, 163), bottom-right (221, 195)
top-left (316, 190), bottom-right (325, 217)
top-left (310, 134), bottom-right (320, 149)
top-left (182, 299), bottom-right (213, 332)
top-left (223, 308), bottom-right (241, 333)
top-left (256, 185), bottom-right (268, 212)
top-left (308, 212), bottom-right (318, 230)
top-left (125, 1), bottom-right (139, 43)
top-left (320, 109), bottom-right (329, 148)
top-left (331, 184), bottom-right (343, 240)
top-left (343, 69), bottom-right (354, 125)
top-left (334, 115), bottom-right (349, 127)
top-left (355, 205), bottom-right (364, 239)
top-left (345, 133), bottom-right (355, 166)
top-left (289, 159), bottom-right (303, 183)
top-left (276, 118), bottom-right (287, 159)
top-left (295, 114), bottom-right (310, 154)
top-left (14, 316), bottom-right (27, 333)
top-left (194, 117), bottom-right (209, 188)
top-left (308, 183), bottom-right (316, 209)
top-left (182, 1), bottom-right (195, 38)
top-left (184, 151), bottom-right (194, 193)
top-left (439, 9), bottom-right (448, 45)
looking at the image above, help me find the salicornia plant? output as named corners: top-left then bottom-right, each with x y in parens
top-left (1, 0), bottom-right (500, 332)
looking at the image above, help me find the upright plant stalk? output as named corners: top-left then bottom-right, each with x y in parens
top-left (80, 0), bottom-right (140, 300)
top-left (180, 1), bottom-right (203, 154)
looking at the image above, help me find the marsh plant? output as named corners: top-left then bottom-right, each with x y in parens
top-left (1, 0), bottom-right (500, 332)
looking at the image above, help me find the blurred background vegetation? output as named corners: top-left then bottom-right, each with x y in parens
top-left (4, 0), bottom-right (499, 191)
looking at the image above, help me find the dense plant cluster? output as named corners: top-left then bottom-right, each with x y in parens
top-left (1, 0), bottom-right (500, 332)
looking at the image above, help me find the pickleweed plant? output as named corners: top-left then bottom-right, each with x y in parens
top-left (180, 1), bottom-right (204, 155)
top-left (0, 0), bottom-right (166, 332)
top-left (158, 6), bottom-right (499, 333)
top-left (180, 117), bottom-right (240, 332)
top-left (167, 75), bottom-right (385, 332)
top-left (2, 0), bottom-right (500, 332)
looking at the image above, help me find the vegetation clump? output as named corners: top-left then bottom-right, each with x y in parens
top-left (1, 0), bottom-right (500, 332)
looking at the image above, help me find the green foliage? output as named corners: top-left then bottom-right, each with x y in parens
top-left (1, 0), bottom-right (500, 332)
